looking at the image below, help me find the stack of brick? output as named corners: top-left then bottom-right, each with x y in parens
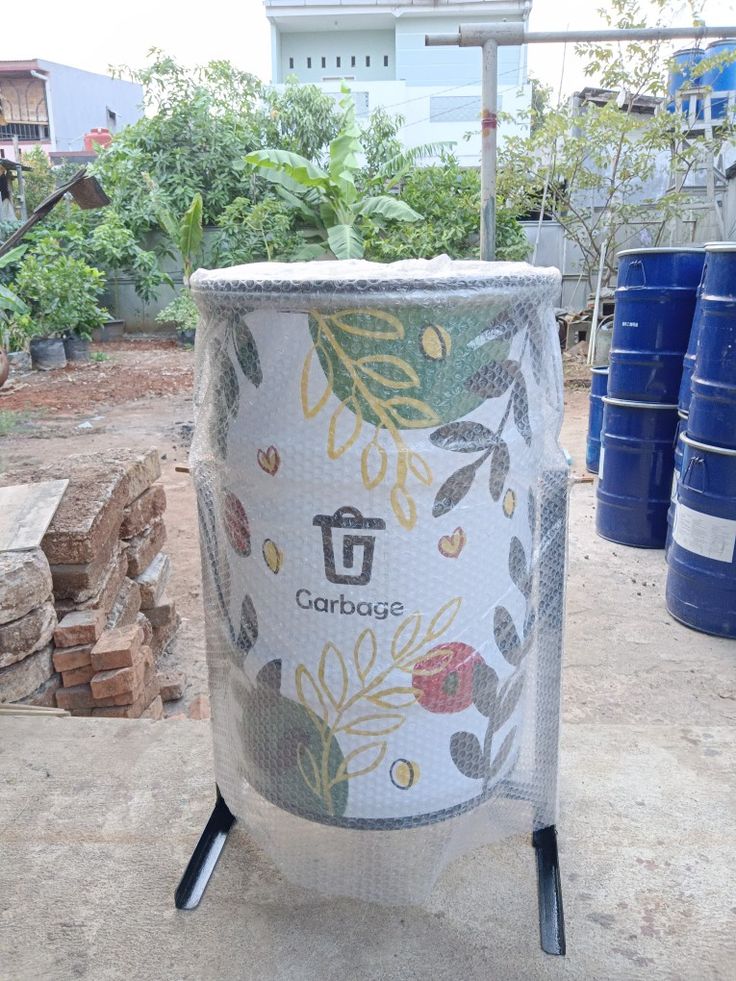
top-left (0, 449), bottom-right (182, 717)
top-left (0, 549), bottom-right (59, 706)
top-left (55, 621), bottom-right (163, 719)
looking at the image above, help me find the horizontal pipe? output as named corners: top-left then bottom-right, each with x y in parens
top-left (426, 24), bottom-right (736, 47)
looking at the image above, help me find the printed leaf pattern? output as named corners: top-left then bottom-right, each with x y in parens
top-left (303, 309), bottom-right (436, 530)
top-left (230, 311), bottom-right (263, 387)
top-left (432, 460), bottom-right (481, 517)
top-left (292, 597), bottom-right (462, 814)
top-left (429, 421), bottom-right (497, 453)
top-left (512, 374), bottom-right (532, 446)
top-left (488, 441), bottom-right (510, 502)
top-left (465, 359), bottom-right (519, 399)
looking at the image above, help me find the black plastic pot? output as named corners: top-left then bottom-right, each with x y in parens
top-left (177, 328), bottom-right (196, 347)
top-left (30, 337), bottom-right (66, 371)
top-left (64, 336), bottom-right (91, 362)
top-left (91, 319), bottom-right (125, 343)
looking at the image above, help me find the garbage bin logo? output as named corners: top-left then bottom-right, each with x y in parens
top-left (313, 506), bottom-right (386, 586)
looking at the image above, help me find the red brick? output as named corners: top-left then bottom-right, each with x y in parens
top-left (91, 645), bottom-right (152, 702)
top-left (91, 674), bottom-right (159, 718)
top-left (126, 518), bottom-right (167, 578)
top-left (53, 609), bottom-right (104, 648)
top-left (55, 684), bottom-right (96, 710)
top-left (90, 663), bottom-right (140, 700)
top-left (62, 664), bottom-right (96, 687)
top-left (157, 670), bottom-right (185, 702)
top-left (52, 643), bottom-right (93, 672)
top-left (188, 694), bottom-right (210, 720)
top-left (121, 485), bottom-right (167, 539)
top-left (91, 624), bottom-right (143, 672)
top-left (140, 695), bottom-right (164, 720)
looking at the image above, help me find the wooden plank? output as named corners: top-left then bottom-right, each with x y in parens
top-left (0, 479), bottom-right (69, 551)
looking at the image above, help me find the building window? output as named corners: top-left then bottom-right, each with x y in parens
top-left (351, 56), bottom-right (356, 68)
top-left (321, 57), bottom-right (326, 69)
top-left (307, 57), bottom-right (312, 68)
top-left (0, 122), bottom-right (50, 141)
top-left (106, 107), bottom-right (118, 131)
top-left (336, 56), bottom-right (341, 68)
top-left (366, 56), bottom-right (371, 67)
top-left (289, 57), bottom-right (294, 70)
top-left (384, 55), bottom-right (389, 67)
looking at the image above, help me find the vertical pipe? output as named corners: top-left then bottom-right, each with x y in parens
top-left (11, 137), bottom-right (28, 222)
top-left (480, 39), bottom-right (498, 261)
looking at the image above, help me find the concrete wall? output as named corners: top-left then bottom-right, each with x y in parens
top-left (37, 60), bottom-right (142, 152)
top-left (394, 15), bottom-right (524, 87)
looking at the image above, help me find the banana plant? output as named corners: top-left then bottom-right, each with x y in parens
top-left (246, 87), bottom-right (422, 260)
top-left (158, 192), bottom-right (204, 285)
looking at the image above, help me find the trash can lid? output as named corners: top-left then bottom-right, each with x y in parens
top-left (190, 255), bottom-right (561, 305)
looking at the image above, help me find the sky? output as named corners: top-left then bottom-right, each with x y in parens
top-left (0, 0), bottom-right (734, 101)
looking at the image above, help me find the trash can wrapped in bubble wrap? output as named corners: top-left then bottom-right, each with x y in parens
top-left (189, 257), bottom-right (568, 905)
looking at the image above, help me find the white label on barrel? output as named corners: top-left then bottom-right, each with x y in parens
top-left (671, 471), bottom-right (679, 503)
top-left (673, 503), bottom-right (736, 563)
top-left (598, 447), bottom-right (605, 481)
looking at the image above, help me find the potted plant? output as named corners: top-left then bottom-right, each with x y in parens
top-left (0, 245), bottom-right (28, 387)
top-left (13, 243), bottom-right (108, 367)
top-left (155, 290), bottom-right (199, 345)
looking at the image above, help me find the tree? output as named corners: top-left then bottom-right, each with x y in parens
top-left (497, 0), bottom-right (736, 289)
top-left (19, 147), bottom-right (55, 213)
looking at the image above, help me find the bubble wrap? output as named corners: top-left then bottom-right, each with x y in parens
top-left (190, 257), bottom-right (568, 904)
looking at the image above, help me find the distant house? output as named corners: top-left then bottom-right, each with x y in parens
top-left (264, 0), bottom-right (533, 165)
top-left (0, 59), bottom-right (142, 164)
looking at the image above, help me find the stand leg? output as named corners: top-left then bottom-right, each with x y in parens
top-left (533, 825), bottom-right (566, 955)
top-left (175, 787), bottom-right (236, 910)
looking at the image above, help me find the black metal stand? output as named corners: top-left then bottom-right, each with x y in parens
top-left (533, 825), bottom-right (566, 955)
top-left (175, 787), bottom-right (236, 910)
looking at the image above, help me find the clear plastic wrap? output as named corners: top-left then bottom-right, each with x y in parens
top-left (190, 257), bottom-right (568, 904)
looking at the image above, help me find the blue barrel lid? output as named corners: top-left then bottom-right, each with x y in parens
top-left (617, 247), bottom-right (704, 258)
top-left (671, 47), bottom-right (705, 58)
top-left (705, 242), bottom-right (736, 252)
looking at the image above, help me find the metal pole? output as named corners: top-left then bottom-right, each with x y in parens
top-left (481, 40), bottom-right (498, 261)
top-left (426, 25), bottom-right (736, 47)
top-left (11, 137), bottom-right (27, 222)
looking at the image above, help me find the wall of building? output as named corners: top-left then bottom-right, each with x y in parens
top-left (278, 31), bottom-right (395, 82)
top-left (37, 61), bottom-right (142, 152)
top-left (395, 15), bottom-right (525, 88)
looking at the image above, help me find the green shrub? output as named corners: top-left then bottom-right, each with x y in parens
top-left (155, 291), bottom-right (199, 332)
top-left (13, 241), bottom-right (108, 339)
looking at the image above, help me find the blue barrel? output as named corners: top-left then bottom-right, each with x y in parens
top-left (666, 434), bottom-right (736, 637)
top-left (677, 249), bottom-right (710, 414)
top-left (700, 40), bottom-right (736, 120)
top-left (687, 245), bottom-right (736, 449)
top-left (596, 397), bottom-right (679, 548)
top-left (609, 248), bottom-right (705, 404)
top-left (586, 366), bottom-right (609, 472)
top-left (666, 412), bottom-right (689, 555)
top-left (667, 47), bottom-right (704, 115)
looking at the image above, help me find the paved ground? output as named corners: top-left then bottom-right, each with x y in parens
top-left (0, 365), bottom-right (735, 979)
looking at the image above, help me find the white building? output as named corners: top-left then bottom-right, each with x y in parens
top-left (264, 0), bottom-right (533, 165)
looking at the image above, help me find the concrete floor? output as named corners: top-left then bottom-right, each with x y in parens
top-left (1, 390), bottom-right (735, 979)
